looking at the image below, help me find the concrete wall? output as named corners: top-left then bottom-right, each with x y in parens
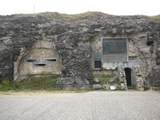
top-left (15, 40), bottom-right (62, 80)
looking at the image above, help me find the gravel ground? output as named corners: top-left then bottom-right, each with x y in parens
top-left (0, 91), bottom-right (160, 120)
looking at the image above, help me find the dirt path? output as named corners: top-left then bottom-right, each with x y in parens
top-left (0, 91), bottom-right (160, 120)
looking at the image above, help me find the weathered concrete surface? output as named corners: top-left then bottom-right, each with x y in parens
top-left (0, 91), bottom-right (160, 120)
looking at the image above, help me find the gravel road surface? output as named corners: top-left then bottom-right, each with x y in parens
top-left (0, 91), bottom-right (160, 120)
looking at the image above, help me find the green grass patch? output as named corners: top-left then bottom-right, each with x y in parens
top-left (0, 75), bottom-right (59, 91)
top-left (0, 75), bottom-right (93, 93)
top-left (15, 75), bottom-right (58, 91)
top-left (94, 74), bottom-right (112, 85)
top-left (0, 80), bottom-right (16, 91)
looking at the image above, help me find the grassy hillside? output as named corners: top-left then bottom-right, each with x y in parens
top-left (151, 15), bottom-right (160, 22)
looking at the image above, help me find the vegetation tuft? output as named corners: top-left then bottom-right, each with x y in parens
top-left (94, 74), bottom-right (112, 85)
top-left (0, 75), bottom-right (59, 91)
top-left (0, 80), bottom-right (16, 91)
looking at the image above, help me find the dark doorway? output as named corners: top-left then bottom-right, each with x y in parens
top-left (124, 68), bottom-right (132, 87)
top-left (94, 60), bottom-right (102, 68)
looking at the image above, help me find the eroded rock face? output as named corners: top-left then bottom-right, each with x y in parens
top-left (147, 32), bottom-right (160, 87)
top-left (0, 12), bottom-right (160, 89)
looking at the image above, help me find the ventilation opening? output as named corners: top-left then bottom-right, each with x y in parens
top-left (94, 60), bottom-right (102, 68)
top-left (46, 58), bottom-right (56, 61)
top-left (26, 59), bottom-right (36, 62)
top-left (35, 63), bottom-right (46, 66)
top-left (124, 67), bottom-right (132, 87)
top-left (129, 56), bottom-right (137, 60)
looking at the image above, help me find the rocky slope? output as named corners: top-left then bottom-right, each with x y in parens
top-left (0, 12), bottom-right (160, 88)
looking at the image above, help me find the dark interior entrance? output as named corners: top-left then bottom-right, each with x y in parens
top-left (124, 67), bottom-right (132, 87)
top-left (95, 60), bottom-right (102, 68)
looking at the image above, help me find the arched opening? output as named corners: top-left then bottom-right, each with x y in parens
top-left (124, 67), bottom-right (132, 87)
